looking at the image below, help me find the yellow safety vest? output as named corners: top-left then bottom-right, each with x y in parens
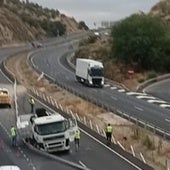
top-left (75, 132), bottom-right (80, 139)
top-left (10, 127), bottom-right (16, 137)
top-left (30, 98), bottom-right (35, 105)
top-left (106, 125), bottom-right (113, 133)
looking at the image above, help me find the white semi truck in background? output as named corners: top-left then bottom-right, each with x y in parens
top-left (17, 108), bottom-right (78, 153)
top-left (75, 58), bottom-right (104, 87)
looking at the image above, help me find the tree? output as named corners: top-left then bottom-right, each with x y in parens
top-left (111, 14), bottom-right (170, 72)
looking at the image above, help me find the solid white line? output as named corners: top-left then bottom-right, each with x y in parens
top-left (79, 161), bottom-right (87, 168)
top-left (80, 128), bottom-right (143, 170)
top-left (34, 97), bottom-right (144, 170)
top-left (0, 69), bottom-right (13, 83)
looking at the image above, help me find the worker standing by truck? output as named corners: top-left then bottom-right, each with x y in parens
top-left (10, 125), bottom-right (17, 146)
top-left (105, 123), bottom-right (113, 145)
top-left (74, 130), bottom-right (80, 151)
top-left (29, 97), bottom-right (35, 113)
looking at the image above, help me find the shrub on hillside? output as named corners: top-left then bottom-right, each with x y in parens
top-left (111, 14), bottom-right (170, 72)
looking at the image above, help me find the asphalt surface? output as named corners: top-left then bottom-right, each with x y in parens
top-left (144, 79), bottom-right (170, 103)
top-left (32, 45), bottom-right (170, 135)
top-left (0, 46), bottom-right (83, 170)
top-left (0, 33), bottom-right (165, 170)
top-left (29, 43), bottom-right (157, 169)
top-left (17, 89), bottom-right (144, 170)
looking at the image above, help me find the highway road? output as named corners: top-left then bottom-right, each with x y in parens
top-left (0, 74), bottom-right (83, 170)
top-left (144, 79), bottom-right (170, 103)
top-left (32, 44), bottom-right (170, 136)
top-left (0, 46), bottom-right (86, 170)
top-left (27, 39), bottom-right (158, 169)
top-left (17, 87), bottom-right (148, 170)
top-left (0, 44), bottom-right (153, 169)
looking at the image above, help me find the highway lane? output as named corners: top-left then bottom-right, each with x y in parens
top-left (0, 65), bottom-right (81, 169)
top-left (32, 45), bottom-right (170, 134)
top-left (17, 89), bottom-right (147, 170)
top-left (144, 79), bottom-right (170, 103)
top-left (30, 42), bottom-right (154, 170)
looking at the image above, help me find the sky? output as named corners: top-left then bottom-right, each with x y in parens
top-left (29, 0), bottom-right (160, 28)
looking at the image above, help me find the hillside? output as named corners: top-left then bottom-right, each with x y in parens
top-left (150, 0), bottom-right (170, 22)
top-left (0, 0), bottom-right (86, 45)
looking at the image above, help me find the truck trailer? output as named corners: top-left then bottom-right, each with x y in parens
top-left (17, 108), bottom-right (78, 153)
top-left (75, 58), bottom-right (104, 87)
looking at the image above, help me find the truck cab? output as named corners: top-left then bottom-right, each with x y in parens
top-left (76, 58), bottom-right (104, 87)
top-left (17, 108), bottom-right (78, 153)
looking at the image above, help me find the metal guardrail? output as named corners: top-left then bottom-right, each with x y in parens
top-left (26, 50), bottom-right (170, 141)
top-left (1, 54), bottom-right (155, 170)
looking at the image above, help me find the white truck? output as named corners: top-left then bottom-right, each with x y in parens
top-left (17, 108), bottom-right (78, 153)
top-left (75, 58), bottom-right (104, 87)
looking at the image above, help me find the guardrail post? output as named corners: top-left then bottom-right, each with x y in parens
top-left (89, 120), bottom-right (93, 130)
top-left (96, 124), bottom-right (100, 134)
top-left (130, 145), bottom-right (135, 157)
top-left (75, 113), bottom-right (80, 121)
top-left (83, 116), bottom-right (86, 125)
top-left (117, 141), bottom-right (125, 150)
top-left (140, 152), bottom-right (146, 164)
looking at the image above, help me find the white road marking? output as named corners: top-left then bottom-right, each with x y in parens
top-left (135, 106), bottom-right (143, 112)
top-left (126, 92), bottom-right (147, 96)
top-left (111, 96), bottom-right (117, 100)
top-left (118, 89), bottom-right (125, 92)
top-left (79, 161), bottom-right (87, 168)
top-left (136, 96), bottom-right (156, 99)
top-left (165, 119), bottom-right (170, 123)
top-left (104, 84), bottom-right (110, 87)
top-left (147, 100), bottom-right (167, 104)
top-left (160, 104), bottom-right (170, 108)
top-left (110, 86), bottom-right (117, 90)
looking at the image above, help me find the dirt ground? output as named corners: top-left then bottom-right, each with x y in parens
top-left (5, 51), bottom-right (170, 170)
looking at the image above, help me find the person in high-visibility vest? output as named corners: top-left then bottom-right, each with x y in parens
top-left (10, 126), bottom-right (17, 146)
top-left (74, 130), bottom-right (80, 150)
top-left (29, 97), bottom-right (35, 113)
top-left (105, 123), bottom-right (113, 143)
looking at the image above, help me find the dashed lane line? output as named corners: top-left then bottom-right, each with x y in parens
top-left (134, 106), bottom-right (144, 112)
top-left (110, 86), bottom-right (117, 90)
top-left (165, 119), bottom-right (170, 123)
top-left (118, 89), bottom-right (126, 92)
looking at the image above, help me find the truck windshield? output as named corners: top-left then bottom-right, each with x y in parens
top-left (90, 67), bottom-right (104, 76)
top-left (35, 121), bottom-right (66, 135)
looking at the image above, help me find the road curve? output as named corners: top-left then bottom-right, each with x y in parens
top-left (0, 46), bottom-right (81, 170)
top-left (32, 44), bottom-right (170, 135)
top-left (30, 41), bottom-right (154, 169)
top-left (144, 79), bottom-right (170, 103)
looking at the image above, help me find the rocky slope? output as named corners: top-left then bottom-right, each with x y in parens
top-left (0, 0), bottom-right (84, 45)
top-left (150, 0), bottom-right (170, 22)
top-left (0, 7), bottom-right (35, 45)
